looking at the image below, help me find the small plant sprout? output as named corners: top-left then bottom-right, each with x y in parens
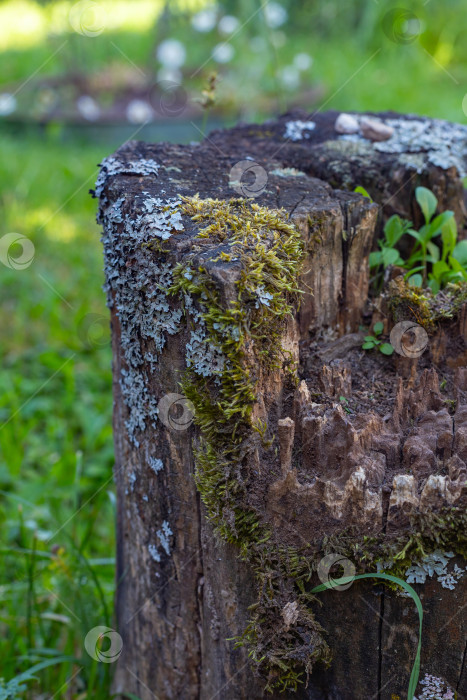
top-left (362, 321), bottom-right (394, 355)
top-left (339, 396), bottom-right (352, 414)
top-left (405, 187), bottom-right (456, 288)
top-left (369, 186), bottom-right (467, 292)
top-left (353, 185), bottom-right (373, 201)
top-left (369, 214), bottom-right (411, 288)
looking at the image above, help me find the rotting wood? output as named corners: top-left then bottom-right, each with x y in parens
top-left (95, 112), bottom-right (467, 700)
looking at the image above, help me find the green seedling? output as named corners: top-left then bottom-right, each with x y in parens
top-left (354, 185), bottom-right (373, 201)
top-left (339, 396), bottom-right (352, 414)
top-left (362, 322), bottom-right (394, 355)
top-left (368, 186), bottom-right (467, 291)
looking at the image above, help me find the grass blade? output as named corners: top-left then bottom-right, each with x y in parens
top-left (311, 572), bottom-right (423, 700)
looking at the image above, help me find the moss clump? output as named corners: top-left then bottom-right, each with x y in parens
top-left (371, 505), bottom-right (467, 579)
top-left (387, 276), bottom-right (467, 330)
top-left (170, 196), bottom-right (331, 692)
top-left (319, 506), bottom-right (467, 592)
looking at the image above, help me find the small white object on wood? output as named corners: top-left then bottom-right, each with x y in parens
top-left (334, 112), bottom-right (360, 134)
top-left (360, 116), bottom-right (394, 142)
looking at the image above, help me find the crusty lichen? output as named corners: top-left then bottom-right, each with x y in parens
top-left (97, 161), bottom-right (185, 445)
top-left (339, 116), bottom-right (467, 177)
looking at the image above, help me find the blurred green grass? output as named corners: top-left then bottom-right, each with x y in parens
top-left (0, 131), bottom-right (118, 698)
top-left (0, 0), bottom-right (466, 696)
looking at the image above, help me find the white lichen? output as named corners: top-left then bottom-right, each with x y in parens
top-left (338, 116), bottom-right (467, 177)
top-left (270, 167), bottom-right (306, 177)
top-left (148, 543), bottom-right (160, 563)
top-left (149, 457), bottom-right (164, 474)
top-left (186, 328), bottom-right (225, 377)
top-left (284, 120), bottom-right (316, 141)
top-left (94, 156), bottom-right (160, 199)
top-left (157, 520), bottom-right (173, 555)
top-left (255, 286), bottom-right (273, 308)
top-left (98, 161), bottom-right (185, 445)
top-left (414, 673), bottom-right (456, 699)
top-left (405, 550), bottom-right (465, 590)
top-left (185, 303), bottom-right (225, 378)
top-left (148, 521), bottom-right (173, 565)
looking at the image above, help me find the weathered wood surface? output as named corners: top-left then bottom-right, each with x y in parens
top-left (95, 112), bottom-right (467, 700)
top-left (209, 109), bottom-right (467, 234)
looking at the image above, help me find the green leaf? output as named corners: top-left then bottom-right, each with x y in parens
top-left (0, 656), bottom-right (77, 699)
top-left (373, 322), bottom-right (384, 336)
top-left (406, 229), bottom-right (422, 243)
top-left (441, 216), bottom-right (457, 260)
top-left (369, 251), bottom-right (383, 268)
top-left (432, 260), bottom-right (450, 279)
top-left (408, 274), bottom-right (423, 287)
top-left (362, 342), bottom-right (375, 349)
top-left (384, 215), bottom-right (403, 247)
top-left (426, 242), bottom-right (440, 262)
top-left (364, 335), bottom-right (376, 341)
top-left (384, 215), bottom-right (413, 246)
top-left (446, 271), bottom-right (467, 283)
top-left (418, 223), bottom-right (434, 243)
top-left (404, 254), bottom-right (425, 269)
top-left (427, 210), bottom-right (454, 239)
top-left (415, 186), bottom-right (437, 223)
top-left (427, 277), bottom-right (440, 293)
top-left (403, 266), bottom-right (424, 280)
top-left (311, 573), bottom-right (423, 700)
top-left (448, 256), bottom-right (467, 278)
top-left (354, 185), bottom-right (372, 201)
top-left (381, 247), bottom-right (400, 267)
top-left (379, 343), bottom-right (394, 355)
top-left (452, 240), bottom-right (467, 266)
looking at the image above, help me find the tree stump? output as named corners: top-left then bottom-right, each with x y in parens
top-left (94, 111), bottom-right (467, 700)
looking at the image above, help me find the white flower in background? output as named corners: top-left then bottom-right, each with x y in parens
top-left (126, 99), bottom-right (153, 124)
top-left (191, 8), bottom-right (217, 32)
top-left (218, 15), bottom-right (240, 35)
top-left (293, 53), bottom-right (313, 71)
top-left (250, 36), bottom-right (266, 52)
top-left (157, 67), bottom-right (182, 83)
top-left (76, 95), bottom-right (100, 121)
top-left (279, 66), bottom-right (300, 90)
top-left (212, 43), bottom-right (235, 63)
top-left (264, 2), bottom-right (287, 28)
top-left (156, 39), bottom-right (186, 68)
top-left (0, 93), bottom-right (16, 116)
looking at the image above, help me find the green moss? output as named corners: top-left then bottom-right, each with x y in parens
top-left (387, 276), bottom-right (467, 330)
top-left (169, 196), bottom-right (331, 691)
top-left (319, 506), bottom-right (467, 592)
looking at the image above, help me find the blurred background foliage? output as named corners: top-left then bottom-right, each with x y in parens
top-left (0, 0), bottom-right (466, 697)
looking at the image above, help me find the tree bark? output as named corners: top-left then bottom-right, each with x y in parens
top-left (95, 112), bottom-right (467, 700)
